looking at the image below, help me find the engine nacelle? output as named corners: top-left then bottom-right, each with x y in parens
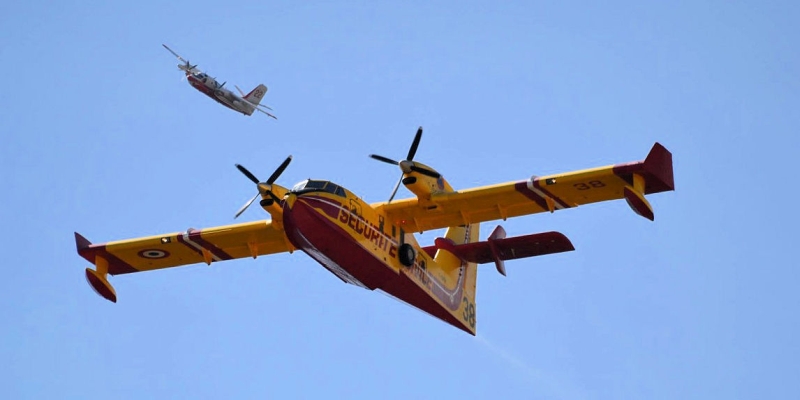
top-left (401, 161), bottom-right (452, 201)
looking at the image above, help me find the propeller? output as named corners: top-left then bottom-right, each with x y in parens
top-left (369, 126), bottom-right (441, 202)
top-left (234, 156), bottom-right (292, 219)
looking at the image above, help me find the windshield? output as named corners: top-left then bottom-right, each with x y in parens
top-left (291, 180), bottom-right (346, 197)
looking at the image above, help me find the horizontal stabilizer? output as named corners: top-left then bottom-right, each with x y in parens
top-left (432, 230), bottom-right (575, 276)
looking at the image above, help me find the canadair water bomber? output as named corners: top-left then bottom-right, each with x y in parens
top-left (75, 128), bottom-right (674, 335)
top-left (162, 44), bottom-right (277, 119)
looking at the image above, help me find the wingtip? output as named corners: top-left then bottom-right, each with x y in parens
top-left (74, 232), bottom-right (92, 251)
top-left (643, 142), bottom-right (675, 193)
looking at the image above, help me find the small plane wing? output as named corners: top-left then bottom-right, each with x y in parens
top-left (75, 220), bottom-right (290, 302)
top-left (375, 143), bottom-right (674, 232)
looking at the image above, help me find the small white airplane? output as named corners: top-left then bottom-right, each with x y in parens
top-left (163, 44), bottom-right (277, 119)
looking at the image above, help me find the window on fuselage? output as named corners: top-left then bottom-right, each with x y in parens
top-left (291, 180), bottom-right (346, 197)
top-left (305, 180), bottom-right (327, 190)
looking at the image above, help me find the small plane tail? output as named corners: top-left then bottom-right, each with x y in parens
top-left (243, 84), bottom-right (267, 106)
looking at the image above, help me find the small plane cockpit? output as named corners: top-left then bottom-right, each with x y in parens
top-left (192, 72), bottom-right (214, 85)
top-left (291, 179), bottom-right (347, 197)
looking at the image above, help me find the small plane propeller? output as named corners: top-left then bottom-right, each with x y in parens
top-left (234, 155), bottom-right (292, 219)
top-left (369, 126), bottom-right (441, 202)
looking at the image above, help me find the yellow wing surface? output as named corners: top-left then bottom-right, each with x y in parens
top-left (375, 143), bottom-right (674, 232)
top-left (75, 220), bottom-right (290, 302)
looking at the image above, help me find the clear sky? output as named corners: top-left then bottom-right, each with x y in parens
top-left (2, 1), bottom-right (798, 399)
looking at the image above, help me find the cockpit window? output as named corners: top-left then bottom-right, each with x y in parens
top-left (291, 179), bottom-right (346, 197)
top-left (305, 180), bottom-right (327, 190)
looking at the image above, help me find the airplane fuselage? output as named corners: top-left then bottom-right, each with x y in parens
top-left (280, 184), bottom-right (476, 334)
top-left (186, 73), bottom-right (253, 116)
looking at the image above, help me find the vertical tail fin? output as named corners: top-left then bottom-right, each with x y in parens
top-left (244, 84), bottom-right (267, 106)
top-left (435, 223), bottom-right (480, 333)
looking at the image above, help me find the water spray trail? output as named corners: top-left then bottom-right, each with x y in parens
top-left (475, 333), bottom-right (588, 400)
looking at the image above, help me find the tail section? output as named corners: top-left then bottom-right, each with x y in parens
top-left (426, 224), bottom-right (575, 334)
top-left (244, 84), bottom-right (267, 106)
top-left (434, 223), bottom-right (480, 334)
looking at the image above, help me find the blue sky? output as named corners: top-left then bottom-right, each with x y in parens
top-left (2, 1), bottom-right (798, 398)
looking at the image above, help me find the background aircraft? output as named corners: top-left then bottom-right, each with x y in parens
top-left (162, 44), bottom-right (277, 119)
top-left (74, 128), bottom-right (674, 335)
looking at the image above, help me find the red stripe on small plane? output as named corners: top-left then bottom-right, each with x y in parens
top-left (532, 178), bottom-right (571, 209)
top-left (513, 181), bottom-right (549, 211)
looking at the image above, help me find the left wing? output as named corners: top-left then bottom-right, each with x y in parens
top-left (76, 219), bottom-right (290, 302)
top-left (374, 143), bottom-right (674, 232)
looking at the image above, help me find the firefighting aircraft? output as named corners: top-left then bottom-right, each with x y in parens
top-left (162, 44), bottom-right (277, 119)
top-left (75, 128), bottom-right (674, 335)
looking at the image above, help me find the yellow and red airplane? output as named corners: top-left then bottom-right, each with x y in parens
top-left (75, 128), bottom-right (674, 335)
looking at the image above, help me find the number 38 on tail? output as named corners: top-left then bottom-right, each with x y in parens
top-left (75, 128), bottom-right (674, 335)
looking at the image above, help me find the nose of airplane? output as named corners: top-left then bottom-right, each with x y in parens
top-left (284, 192), bottom-right (297, 209)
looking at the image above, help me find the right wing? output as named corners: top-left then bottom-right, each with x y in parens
top-left (76, 219), bottom-right (291, 302)
top-left (374, 143), bottom-right (674, 232)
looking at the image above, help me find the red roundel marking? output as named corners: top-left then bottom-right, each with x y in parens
top-left (138, 249), bottom-right (170, 259)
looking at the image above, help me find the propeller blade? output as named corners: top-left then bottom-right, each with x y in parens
top-left (410, 165), bottom-right (441, 178)
top-left (388, 173), bottom-right (403, 203)
top-left (219, 81), bottom-right (226, 88)
top-left (369, 154), bottom-right (399, 165)
top-left (407, 126), bottom-right (423, 161)
top-left (234, 192), bottom-right (260, 219)
top-left (266, 155), bottom-right (292, 184)
top-left (370, 126), bottom-right (432, 202)
top-left (236, 164), bottom-right (260, 184)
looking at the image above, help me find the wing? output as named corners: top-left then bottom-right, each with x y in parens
top-left (76, 219), bottom-right (291, 302)
top-left (76, 220), bottom-right (289, 275)
top-left (162, 44), bottom-right (188, 64)
top-left (374, 143), bottom-right (674, 232)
